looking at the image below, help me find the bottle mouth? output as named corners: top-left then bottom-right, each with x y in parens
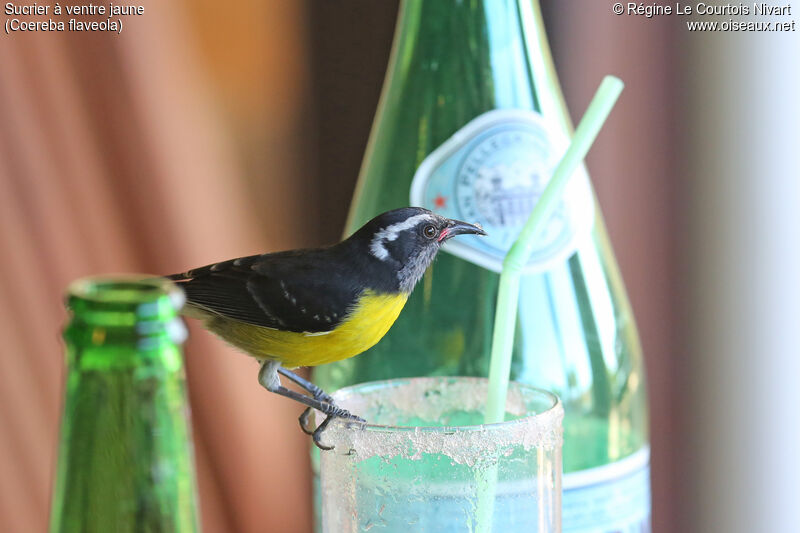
top-left (66, 275), bottom-right (185, 329)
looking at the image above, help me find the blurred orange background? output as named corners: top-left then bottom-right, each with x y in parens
top-left (1, 1), bottom-right (798, 532)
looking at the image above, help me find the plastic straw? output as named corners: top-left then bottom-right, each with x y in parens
top-left (475, 76), bottom-right (624, 533)
top-left (484, 75), bottom-right (624, 424)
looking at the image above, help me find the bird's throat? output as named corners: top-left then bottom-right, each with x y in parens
top-left (397, 245), bottom-right (440, 293)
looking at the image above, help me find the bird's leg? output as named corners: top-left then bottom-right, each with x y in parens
top-left (276, 367), bottom-right (337, 435)
top-left (277, 367), bottom-right (335, 403)
top-left (259, 361), bottom-right (364, 450)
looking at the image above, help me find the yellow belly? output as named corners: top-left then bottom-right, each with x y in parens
top-left (203, 291), bottom-right (408, 368)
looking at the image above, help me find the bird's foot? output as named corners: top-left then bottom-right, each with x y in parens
top-left (299, 407), bottom-right (315, 435)
top-left (312, 416), bottom-right (335, 451)
top-left (258, 363), bottom-right (365, 449)
top-left (311, 387), bottom-right (335, 405)
top-left (305, 404), bottom-right (366, 451)
top-left (277, 366), bottom-right (335, 404)
top-left (298, 393), bottom-right (364, 435)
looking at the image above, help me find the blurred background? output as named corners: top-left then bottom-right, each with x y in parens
top-left (0, 1), bottom-right (797, 532)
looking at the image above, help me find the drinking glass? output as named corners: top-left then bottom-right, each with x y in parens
top-left (319, 376), bottom-right (563, 532)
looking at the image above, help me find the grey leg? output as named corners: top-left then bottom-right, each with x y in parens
top-left (277, 367), bottom-right (334, 403)
top-left (258, 361), bottom-right (364, 450)
top-left (276, 368), bottom-right (338, 435)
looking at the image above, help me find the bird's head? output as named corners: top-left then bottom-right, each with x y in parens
top-left (350, 207), bottom-right (486, 293)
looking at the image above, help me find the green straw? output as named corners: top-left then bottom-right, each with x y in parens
top-left (484, 75), bottom-right (624, 424)
top-left (475, 75), bottom-right (624, 532)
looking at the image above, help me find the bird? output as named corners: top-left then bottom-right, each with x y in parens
top-left (167, 207), bottom-right (486, 449)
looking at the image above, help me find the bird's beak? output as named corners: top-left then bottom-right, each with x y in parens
top-left (438, 219), bottom-right (487, 242)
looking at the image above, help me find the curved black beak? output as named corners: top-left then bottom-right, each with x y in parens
top-left (439, 219), bottom-right (487, 242)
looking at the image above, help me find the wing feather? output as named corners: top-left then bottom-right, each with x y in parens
top-left (169, 250), bottom-right (358, 333)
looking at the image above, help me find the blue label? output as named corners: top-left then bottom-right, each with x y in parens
top-left (563, 448), bottom-right (651, 532)
top-left (411, 109), bottom-right (594, 274)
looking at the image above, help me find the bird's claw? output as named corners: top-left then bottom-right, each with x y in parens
top-left (301, 405), bottom-right (366, 451)
top-left (299, 407), bottom-right (315, 435)
top-left (298, 384), bottom-right (340, 434)
top-left (312, 415), bottom-right (335, 451)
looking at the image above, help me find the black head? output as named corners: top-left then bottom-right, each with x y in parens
top-left (348, 207), bottom-right (486, 293)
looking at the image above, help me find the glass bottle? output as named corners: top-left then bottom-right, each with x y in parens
top-left (50, 276), bottom-right (199, 532)
top-left (314, 0), bottom-right (650, 530)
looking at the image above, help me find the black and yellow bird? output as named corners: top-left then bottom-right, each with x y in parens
top-left (167, 207), bottom-right (486, 448)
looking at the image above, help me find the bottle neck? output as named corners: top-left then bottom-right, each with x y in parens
top-left (397, 0), bottom-right (530, 44)
top-left (63, 276), bottom-right (187, 371)
top-left (386, 0), bottom-right (565, 122)
top-left (52, 276), bottom-right (198, 531)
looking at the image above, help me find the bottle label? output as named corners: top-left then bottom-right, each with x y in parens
top-left (410, 109), bottom-right (595, 273)
top-left (563, 447), bottom-right (651, 533)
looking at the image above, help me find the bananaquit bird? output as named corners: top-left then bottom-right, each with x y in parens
top-left (167, 207), bottom-right (486, 449)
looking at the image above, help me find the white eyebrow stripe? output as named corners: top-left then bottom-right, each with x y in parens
top-left (370, 214), bottom-right (434, 261)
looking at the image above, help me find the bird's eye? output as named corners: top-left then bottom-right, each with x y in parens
top-left (423, 224), bottom-right (437, 239)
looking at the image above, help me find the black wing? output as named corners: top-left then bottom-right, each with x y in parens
top-left (168, 249), bottom-right (360, 333)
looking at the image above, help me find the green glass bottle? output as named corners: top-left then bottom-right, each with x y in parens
top-left (50, 276), bottom-right (199, 533)
top-left (314, 1), bottom-right (650, 530)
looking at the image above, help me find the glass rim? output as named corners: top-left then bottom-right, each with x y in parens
top-left (329, 376), bottom-right (562, 434)
top-left (65, 275), bottom-right (187, 338)
top-left (67, 274), bottom-right (184, 306)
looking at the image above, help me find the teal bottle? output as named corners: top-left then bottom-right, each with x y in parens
top-left (314, 1), bottom-right (650, 530)
top-left (50, 277), bottom-right (200, 532)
